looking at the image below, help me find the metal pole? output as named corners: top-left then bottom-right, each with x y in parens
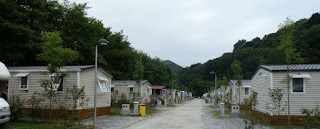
top-left (215, 73), bottom-right (217, 104)
top-left (171, 81), bottom-right (173, 103)
top-left (94, 45), bottom-right (98, 127)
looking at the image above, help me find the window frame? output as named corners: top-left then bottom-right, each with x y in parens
top-left (244, 87), bottom-right (250, 96)
top-left (19, 76), bottom-right (29, 91)
top-left (111, 87), bottom-right (114, 93)
top-left (97, 79), bottom-right (109, 93)
top-left (129, 87), bottom-right (134, 94)
top-left (291, 78), bottom-right (305, 93)
top-left (51, 73), bottom-right (63, 91)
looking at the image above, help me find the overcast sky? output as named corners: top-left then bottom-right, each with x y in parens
top-left (68, 0), bottom-right (319, 67)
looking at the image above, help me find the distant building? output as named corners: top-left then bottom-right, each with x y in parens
top-left (229, 79), bottom-right (252, 104)
top-left (112, 80), bottom-right (152, 103)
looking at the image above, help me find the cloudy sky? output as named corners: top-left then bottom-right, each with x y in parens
top-left (68, 0), bottom-right (319, 67)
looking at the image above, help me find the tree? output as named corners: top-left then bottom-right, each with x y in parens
top-left (220, 76), bottom-right (229, 102)
top-left (37, 31), bottom-right (78, 119)
top-left (278, 17), bottom-right (303, 127)
top-left (133, 55), bottom-right (144, 102)
top-left (231, 60), bottom-right (243, 105)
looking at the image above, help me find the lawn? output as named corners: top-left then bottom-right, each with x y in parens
top-left (212, 110), bottom-right (230, 116)
top-left (2, 121), bottom-right (92, 129)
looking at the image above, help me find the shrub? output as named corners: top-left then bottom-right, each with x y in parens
top-left (8, 94), bottom-right (26, 121)
top-left (27, 91), bottom-right (45, 120)
top-left (302, 105), bottom-right (320, 128)
top-left (117, 93), bottom-right (129, 107)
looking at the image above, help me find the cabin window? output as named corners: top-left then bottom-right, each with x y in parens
top-left (244, 88), bottom-right (250, 95)
top-left (147, 88), bottom-right (150, 95)
top-left (97, 76), bottom-right (110, 93)
top-left (57, 78), bottom-right (63, 91)
top-left (50, 73), bottom-right (63, 91)
top-left (292, 78), bottom-right (304, 93)
top-left (98, 80), bottom-right (108, 92)
top-left (20, 76), bottom-right (28, 91)
top-left (130, 87), bottom-right (134, 94)
top-left (111, 87), bottom-right (114, 93)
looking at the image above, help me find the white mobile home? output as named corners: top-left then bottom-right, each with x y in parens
top-left (111, 80), bottom-right (152, 104)
top-left (252, 64), bottom-right (320, 117)
top-left (1, 65), bottom-right (112, 119)
top-left (229, 80), bottom-right (252, 104)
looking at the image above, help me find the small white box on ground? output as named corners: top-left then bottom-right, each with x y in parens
top-left (121, 104), bottom-right (130, 115)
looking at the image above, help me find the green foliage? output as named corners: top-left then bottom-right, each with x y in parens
top-left (0, 1), bottom-right (174, 87)
top-left (269, 88), bottom-right (285, 115)
top-left (8, 94), bottom-right (26, 121)
top-left (117, 93), bottom-right (129, 107)
top-left (301, 105), bottom-right (320, 128)
top-left (134, 56), bottom-right (144, 82)
top-left (38, 32), bottom-right (78, 73)
top-left (27, 91), bottom-right (45, 121)
top-left (278, 17), bottom-right (304, 65)
top-left (231, 60), bottom-right (243, 104)
top-left (164, 60), bottom-right (182, 71)
top-left (178, 13), bottom-right (320, 96)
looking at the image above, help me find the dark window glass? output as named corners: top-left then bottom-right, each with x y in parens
top-left (57, 78), bottom-right (63, 91)
top-left (292, 78), bottom-right (303, 92)
top-left (21, 76), bottom-right (28, 85)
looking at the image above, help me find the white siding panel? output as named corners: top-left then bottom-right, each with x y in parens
top-left (252, 69), bottom-right (272, 115)
top-left (80, 68), bottom-right (111, 109)
top-left (273, 71), bottom-right (320, 115)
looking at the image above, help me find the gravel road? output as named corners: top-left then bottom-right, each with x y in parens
top-left (84, 99), bottom-right (269, 129)
top-left (126, 99), bottom-right (204, 129)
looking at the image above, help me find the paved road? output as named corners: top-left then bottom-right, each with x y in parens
top-left (126, 99), bottom-right (204, 129)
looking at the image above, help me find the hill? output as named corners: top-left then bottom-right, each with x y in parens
top-left (178, 12), bottom-right (320, 96)
top-left (164, 60), bottom-right (182, 71)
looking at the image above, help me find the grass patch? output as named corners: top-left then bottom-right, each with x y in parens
top-left (2, 121), bottom-right (92, 129)
top-left (212, 110), bottom-right (230, 116)
top-left (167, 104), bottom-right (176, 107)
top-left (146, 108), bottom-right (158, 115)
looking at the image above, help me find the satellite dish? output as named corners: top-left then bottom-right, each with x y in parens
top-left (0, 62), bottom-right (10, 80)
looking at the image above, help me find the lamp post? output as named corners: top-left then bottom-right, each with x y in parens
top-left (210, 71), bottom-right (217, 104)
top-left (171, 80), bottom-right (176, 103)
top-left (94, 39), bottom-right (109, 127)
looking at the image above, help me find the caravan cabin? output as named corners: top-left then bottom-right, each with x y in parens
top-left (1, 65), bottom-right (112, 119)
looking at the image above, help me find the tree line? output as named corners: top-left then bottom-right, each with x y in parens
top-left (178, 13), bottom-right (320, 96)
top-left (0, 0), bottom-right (175, 86)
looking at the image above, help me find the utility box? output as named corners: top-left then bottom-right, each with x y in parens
top-left (121, 104), bottom-right (130, 115)
top-left (157, 99), bottom-right (162, 107)
top-left (139, 104), bottom-right (146, 117)
top-left (164, 99), bottom-right (167, 107)
top-left (231, 105), bottom-right (240, 118)
top-left (219, 102), bottom-right (225, 116)
top-left (133, 102), bottom-right (139, 114)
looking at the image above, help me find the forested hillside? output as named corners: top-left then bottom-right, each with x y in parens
top-left (0, 0), bottom-right (175, 86)
top-left (178, 13), bottom-right (320, 96)
top-left (164, 60), bottom-right (182, 71)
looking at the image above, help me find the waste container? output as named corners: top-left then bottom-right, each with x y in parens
top-left (139, 104), bottom-right (146, 117)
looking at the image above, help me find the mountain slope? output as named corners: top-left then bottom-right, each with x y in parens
top-left (164, 60), bottom-right (182, 71)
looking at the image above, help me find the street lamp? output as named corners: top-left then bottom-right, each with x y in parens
top-left (94, 39), bottom-right (109, 127)
top-left (210, 71), bottom-right (217, 105)
top-left (171, 80), bottom-right (176, 103)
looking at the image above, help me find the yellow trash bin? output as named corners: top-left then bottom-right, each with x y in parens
top-left (139, 104), bottom-right (146, 117)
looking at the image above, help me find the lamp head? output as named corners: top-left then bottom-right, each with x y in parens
top-left (96, 39), bottom-right (109, 45)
